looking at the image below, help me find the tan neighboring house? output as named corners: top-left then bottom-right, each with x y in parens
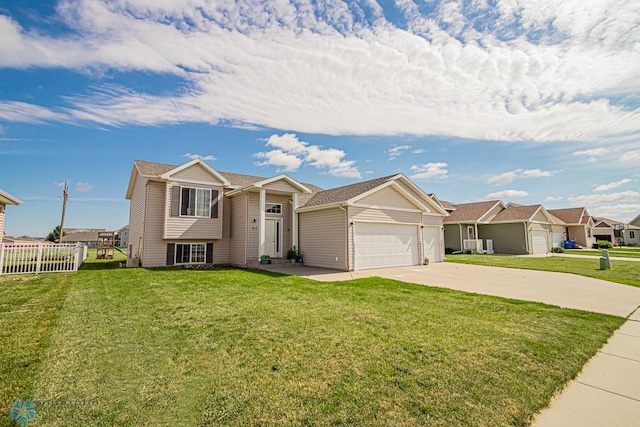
top-left (547, 207), bottom-right (595, 249)
top-left (444, 201), bottom-right (555, 254)
top-left (0, 189), bottom-right (22, 244)
top-left (627, 213), bottom-right (640, 245)
top-left (125, 158), bottom-right (448, 270)
top-left (60, 228), bottom-right (106, 247)
top-left (592, 217), bottom-right (640, 246)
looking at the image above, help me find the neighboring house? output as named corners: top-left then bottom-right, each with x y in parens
top-left (60, 228), bottom-right (106, 247)
top-left (116, 225), bottom-right (129, 248)
top-left (592, 217), bottom-right (640, 246)
top-left (547, 207), bottom-right (595, 249)
top-left (444, 201), bottom-right (555, 254)
top-left (3, 236), bottom-right (44, 244)
top-left (125, 158), bottom-right (447, 270)
top-left (0, 189), bottom-right (22, 244)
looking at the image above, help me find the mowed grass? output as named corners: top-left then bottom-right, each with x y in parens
top-left (566, 247), bottom-right (640, 259)
top-left (447, 254), bottom-right (640, 288)
top-left (0, 259), bottom-right (624, 426)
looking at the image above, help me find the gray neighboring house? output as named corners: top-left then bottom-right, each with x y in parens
top-left (592, 217), bottom-right (640, 246)
top-left (61, 228), bottom-right (107, 247)
top-left (444, 201), bottom-right (555, 254)
top-left (116, 225), bottom-right (129, 248)
top-left (0, 189), bottom-right (22, 244)
top-left (125, 158), bottom-right (448, 270)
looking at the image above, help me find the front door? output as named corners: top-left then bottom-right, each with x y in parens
top-left (264, 219), bottom-right (282, 258)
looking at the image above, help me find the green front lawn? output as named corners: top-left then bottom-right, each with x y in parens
top-left (0, 262), bottom-right (623, 426)
top-left (565, 248), bottom-right (640, 259)
top-left (447, 254), bottom-right (640, 287)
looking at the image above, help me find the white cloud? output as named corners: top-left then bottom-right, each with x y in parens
top-left (544, 196), bottom-right (563, 202)
top-left (388, 145), bottom-right (411, 160)
top-left (54, 182), bottom-right (66, 189)
top-left (365, 170), bottom-right (374, 174)
top-left (75, 182), bottom-right (93, 192)
top-left (594, 179), bottom-right (632, 192)
top-left (412, 149), bottom-right (425, 154)
top-left (0, 1), bottom-right (638, 142)
top-left (572, 148), bottom-right (609, 162)
top-left (589, 204), bottom-right (640, 222)
top-left (485, 189), bottom-right (529, 199)
top-left (410, 162), bottom-right (448, 179)
top-left (568, 191), bottom-right (640, 206)
top-left (183, 152), bottom-right (216, 161)
top-left (487, 168), bottom-right (552, 184)
top-left (620, 150), bottom-right (640, 162)
top-left (255, 133), bottom-right (360, 178)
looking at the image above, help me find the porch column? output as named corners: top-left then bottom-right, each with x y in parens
top-left (475, 223), bottom-right (479, 251)
top-left (292, 193), bottom-right (299, 248)
top-left (259, 189), bottom-right (266, 259)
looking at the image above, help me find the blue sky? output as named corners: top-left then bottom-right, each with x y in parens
top-left (0, 0), bottom-right (639, 237)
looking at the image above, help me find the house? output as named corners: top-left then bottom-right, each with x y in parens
top-left (115, 225), bottom-right (129, 248)
top-left (444, 201), bottom-right (555, 254)
top-left (60, 228), bottom-right (106, 247)
top-left (547, 207), bottom-right (595, 249)
top-left (0, 189), bottom-right (22, 244)
top-left (627, 214), bottom-right (640, 245)
top-left (592, 217), bottom-right (640, 246)
top-left (125, 158), bottom-right (448, 270)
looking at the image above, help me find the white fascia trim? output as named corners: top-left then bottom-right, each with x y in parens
top-left (125, 163), bottom-right (143, 200)
top-left (350, 203), bottom-right (422, 213)
top-left (167, 178), bottom-right (225, 187)
top-left (296, 202), bottom-right (348, 213)
top-left (392, 175), bottom-right (449, 216)
top-left (477, 201), bottom-right (506, 223)
top-left (253, 174), bottom-right (312, 194)
top-left (0, 188), bottom-right (22, 206)
top-left (352, 220), bottom-right (421, 227)
top-left (349, 180), bottom-right (430, 213)
top-left (160, 158), bottom-right (231, 186)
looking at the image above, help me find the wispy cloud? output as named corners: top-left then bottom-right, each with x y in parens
top-left (75, 182), bottom-right (93, 192)
top-left (183, 152), bottom-right (216, 161)
top-left (594, 179), bottom-right (632, 192)
top-left (544, 196), bottom-right (563, 202)
top-left (620, 150), bottom-right (640, 162)
top-left (589, 204), bottom-right (640, 222)
top-left (488, 168), bottom-right (553, 184)
top-left (568, 191), bottom-right (640, 205)
top-left (388, 145), bottom-right (411, 160)
top-left (0, 1), bottom-right (638, 143)
top-left (572, 148), bottom-right (609, 162)
top-left (255, 133), bottom-right (360, 178)
top-left (485, 189), bottom-right (529, 199)
top-left (410, 162), bottom-right (448, 180)
top-left (412, 149), bottom-right (425, 154)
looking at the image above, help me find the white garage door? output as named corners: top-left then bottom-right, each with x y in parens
top-left (552, 232), bottom-right (564, 248)
top-left (532, 230), bottom-right (550, 254)
top-left (423, 226), bottom-right (442, 263)
top-left (354, 223), bottom-right (420, 270)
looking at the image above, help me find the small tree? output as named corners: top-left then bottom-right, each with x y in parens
top-left (45, 225), bottom-right (66, 242)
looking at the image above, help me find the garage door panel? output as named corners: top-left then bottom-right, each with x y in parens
top-left (532, 230), bottom-right (549, 254)
top-left (354, 223), bottom-right (420, 270)
top-left (423, 226), bottom-right (442, 263)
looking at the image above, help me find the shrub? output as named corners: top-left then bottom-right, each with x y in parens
top-left (445, 247), bottom-right (455, 255)
top-left (596, 240), bottom-right (613, 249)
top-left (628, 243), bottom-right (639, 247)
top-left (551, 246), bottom-right (565, 253)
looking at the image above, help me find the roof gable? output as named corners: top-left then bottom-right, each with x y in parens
top-left (491, 204), bottom-right (552, 223)
top-left (0, 188), bottom-right (22, 206)
top-left (160, 158), bottom-right (231, 186)
top-left (547, 207), bottom-right (589, 225)
top-left (354, 183), bottom-right (425, 211)
top-left (443, 200), bottom-right (504, 223)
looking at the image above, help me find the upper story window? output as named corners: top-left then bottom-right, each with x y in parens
top-left (587, 227), bottom-right (592, 238)
top-left (265, 203), bottom-right (282, 214)
top-left (181, 187), bottom-right (211, 217)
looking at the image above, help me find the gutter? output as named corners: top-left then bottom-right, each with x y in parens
top-left (339, 206), bottom-right (350, 271)
top-left (523, 221), bottom-right (529, 254)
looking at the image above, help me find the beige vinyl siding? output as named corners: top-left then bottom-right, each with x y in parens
top-left (0, 206), bottom-right (5, 244)
top-left (566, 225), bottom-right (592, 247)
top-left (214, 197), bottom-right (231, 264)
top-left (142, 181), bottom-right (169, 267)
top-left (444, 224), bottom-right (462, 251)
top-left (127, 172), bottom-right (147, 259)
top-left (171, 163), bottom-right (225, 184)
top-left (357, 186), bottom-right (419, 211)
top-left (393, 181), bottom-right (435, 213)
top-left (478, 223), bottom-right (528, 255)
top-left (229, 195), bottom-right (248, 266)
top-left (530, 222), bottom-right (551, 232)
top-left (247, 192), bottom-right (260, 261)
top-left (299, 208), bottom-right (347, 270)
top-left (482, 203), bottom-right (504, 222)
top-left (422, 214), bottom-right (443, 227)
top-left (531, 209), bottom-right (549, 223)
top-left (262, 180), bottom-right (300, 193)
top-left (163, 181), bottom-right (223, 240)
top-left (266, 194), bottom-right (293, 255)
top-left (349, 206), bottom-right (422, 224)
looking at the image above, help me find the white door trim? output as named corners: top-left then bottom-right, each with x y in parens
top-left (264, 218), bottom-right (283, 258)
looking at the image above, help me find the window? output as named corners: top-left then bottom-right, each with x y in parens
top-left (181, 188), bottom-right (211, 217)
top-left (265, 203), bottom-right (282, 214)
top-left (176, 243), bottom-right (206, 264)
top-left (587, 228), bottom-right (592, 238)
top-left (631, 231), bottom-right (636, 239)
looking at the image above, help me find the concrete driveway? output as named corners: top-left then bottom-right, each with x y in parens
top-left (272, 263), bottom-right (640, 317)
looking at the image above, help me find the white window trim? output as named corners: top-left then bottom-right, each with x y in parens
top-left (179, 186), bottom-right (212, 218)
top-left (175, 243), bottom-right (207, 264)
top-left (265, 203), bottom-right (282, 215)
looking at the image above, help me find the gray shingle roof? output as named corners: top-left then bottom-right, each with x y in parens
top-left (547, 208), bottom-right (589, 225)
top-left (443, 200), bottom-right (501, 223)
top-left (300, 175), bottom-right (398, 207)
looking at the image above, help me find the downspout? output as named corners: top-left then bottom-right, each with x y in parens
top-left (523, 222), bottom-right (529, 254)
top-left (458, 223), bottom-right (463, 251)
top-left (474, 222), bottom-right (479, 251)
top-left (140, 182), bottom-right (149, 265)
top-left (339, 205), bottom-right (349, 271)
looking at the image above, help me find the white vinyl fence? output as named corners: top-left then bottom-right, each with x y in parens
top-left (0, 242), bottom-right (87, 275)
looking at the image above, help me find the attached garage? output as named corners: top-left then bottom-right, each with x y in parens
top-left (423, 226), bottom-right (443, 263)
top-left (531, 230), bottom-right (550, 254)
top-left (354, 222), bottom-right (420, 270)
top-left (552, 232), bottom-right (564, 248)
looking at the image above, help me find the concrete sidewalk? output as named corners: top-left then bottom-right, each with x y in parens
top-left (553, 253), bottom-right (640, 262)
top-left (534, 308), bottom-right (640, 427)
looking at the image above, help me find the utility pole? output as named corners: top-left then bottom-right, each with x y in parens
top-left (58, 182), bottom-right (68, 243)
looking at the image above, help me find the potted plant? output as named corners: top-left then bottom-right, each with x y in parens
top-left (287, 246), bottom-right (298, 263)
top-left (296, 251), bottom-right (303, 263)
top-left (260, 254), bottom-right (270, 265)
top-left (424, 257), bottom-right (429, 265)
